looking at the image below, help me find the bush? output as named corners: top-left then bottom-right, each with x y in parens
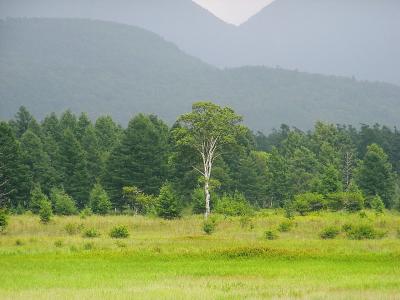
top-left (89, 183), bottom-right (112, 215)
top-left (341, 223), bottom-right (353, 233)
top-left (368, 195), bottom-right (385, 213)
top-left (110, 225), bottom-right (129, 239)
top-left (264, 230), bottom-right (278, 240)
top-left (320, 226), bottom-right (340, 239)
top-left (346, 224), bottom-right (385, 240)
top-left (0, 210), bottom-right (8, 232)
top-left (82, 228), bottom-right (100, 238)
top-left (156, 183), bottom-right (181, 219)
top-left (29, 185), bottom-right (48, 214)
top-left (278, 220), bottom-right (293, 232)
top-left (54, 240), bottom-right (63, 247)
top-left (65, 223), bottom-right (84, 235)
top-left (51, 188), bottom-right (77, 216)
top-left (293, 193), bottom-right (326, 215)
top-left (214, 192), bottom-right (253, 217)
top-left (343, 192), bottom-right (364, 212)
top-left (80, 207), bottom-right (93, 219)
top-left (203, 218), bottom-right (217, 235)
top-left (39, 200), bottom-right (53, 224)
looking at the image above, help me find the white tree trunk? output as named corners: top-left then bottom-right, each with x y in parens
top-left (204, 178), bottom-right (211, 219)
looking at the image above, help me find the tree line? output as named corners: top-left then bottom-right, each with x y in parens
top-left (1, 103), bottom-right (399, 218)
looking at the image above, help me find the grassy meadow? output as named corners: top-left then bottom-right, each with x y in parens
top-left (1, 210), bottom-right (400, 299)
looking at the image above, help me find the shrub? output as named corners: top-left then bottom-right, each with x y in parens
top-left (110, 225), bottom-right (129, 239)
top-left (214, 192), bottom-right (253, 217)
top-left (15, 239), bottom-right (24, 246)
top-left (122, 186), bottom-right (157, 215)
top-left (29, 185), bottom-right (48, 214)
top-left (65, 223), bottom-right (79, 235)
top-left (156, 183), bottom-right (181, 219)
top-left (39, 200), bottom-right (53, 224)
top-left (283, 201), bottom-right (295, 219)
top-left (278, 220), bottom-right (293, 232)
top-left (203, 218), bottom-right (217, 235)
top-left (51, 188), bottom-right (77, 216)
top-left (346, 224), bottom-right (385, 240)
top-left (89, 183), bottom-right (112, 215)
top-left (326, 192), bottom-right (346, 211)
top-left (341, 223), bottom-right (353, 233)
top-left (368, 195), bottom-right (385, 213)
top-left (320, 226), bottom-right (340, 239)
top-left (239, 215), bottom-right (253, 229)
top-left (0, 210), bottom-right (8, 232)
top-left (264, 230), bottom-right (278, 240)
top-left (82, 228), bottom-right (100, 238)
top-left (293, 193), bottom-right (326, 215)
top-left (343, 192), bottom-right (364, 212)
top-left (80, 207), bottom-right (93, 219)
top-left (54, 240), bottom-right (63, 247)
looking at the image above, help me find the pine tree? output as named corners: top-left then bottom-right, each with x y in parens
top-left (20, 130), bottom-right (56, 194)
top-left (81, 125), bottom-right (103, 185)
top-left (356, 144), bottom-right (396, 208)
top-left (89, 183), bottom-right (112, 215)
top-left (58, 129), bottom-right (90, 208)
top-left (104, 114), bottom-right (169, 207)
top-left (157, 183), bottom-right (181, 219)
top-left (0, 122), bottom-right (32, 208)
top-left (29, 184), bottom-right (49, 214)
top-left (9, 106), bottom-right (34, 138)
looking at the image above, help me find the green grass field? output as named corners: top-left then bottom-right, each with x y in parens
top-left (1, 211), bottom-right (400, 299)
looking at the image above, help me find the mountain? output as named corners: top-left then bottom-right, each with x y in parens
top-left (1, 0), bottom-right (399, 85)
top-left (1, 18), bottom-right (400, 131)
top-left (0, 0), bottom-right (236, 66)
top-left (236, 0), bottom-right (400, 85)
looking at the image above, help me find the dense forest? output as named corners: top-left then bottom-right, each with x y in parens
top-left (2, 19), bottom-right (400, 131)
top-left (1, 104), bottom-right (399, 218)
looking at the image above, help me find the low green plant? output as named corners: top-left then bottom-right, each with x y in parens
top-left (397, 229), bottom-right (400, 239)
top-left (346, 224), bottom-right (385, 240)
top-left (89, 183), bottom-right (112, 215)
top-left (343, 192), bottom-right (364, 212)
top-left (358, 211), bottom-right (368, 218)
top-left (320, 226), bottom-right (340, 239)
top-left (342, 223), bottom-right (353, 233)
top-left (65, 223), bottom-right (83, 235)
top-left (80, 207), bottom-right (93, 219)
top-left (39, 200), bottom-right (53, 224)
top-left (264, 230), bottom-right (278, 240)
top-left (278, 220), bottom-right (293, 232)
top-left (82, 228), bottom-right (100, 238)
top-left (83, 242), bottom-right (95, 250)
top-left (51, 188), bottom-right (77, 216)
top-left (15, 239), bottom-right (24, 246)
top-left (214, 192), bottom-right (253, 217)
top-left (203, 218), bottom-right (217, 235)
top-left (110, 225), bottom-right (129, 239)
top-left (293, 193), bottom-right (326, 215)
top-left (156, 183), bottom-right (181, 219)
top-left (54, 240), bottom-right (63, 247)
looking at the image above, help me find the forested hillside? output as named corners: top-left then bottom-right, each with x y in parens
top-left (1, 0), bottom-right (399, 84)
top-left (1, 19), bottom-right (400, 130)
top-left (1, 105), bottom-right (399, 216)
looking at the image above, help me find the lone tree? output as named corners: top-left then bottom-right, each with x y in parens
top-left (174, 102), bottom-right (245, 218)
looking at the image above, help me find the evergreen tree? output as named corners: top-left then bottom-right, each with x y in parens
top-left (0, 122), bottom-right (32, 208)
top-left (9, 106), bottom-right (34, 138)
top-left (157, 183), bottom-right (181, 219)
top-left (81, 125), bottom-right (103, 185)
top-left (89, 183), bottom-right (112, 215)
top-left (314, 164), bottom-right (343, 195)
top-left (356, 144), bottom-right (396, 208)
top-left (58, 129), bottom-right (90, 208)
top-left (20, 130), bottom-right (56, 194)
top-left (104, 114), bottom-right (169, 207)
top-left (75, 113), bottom-right (92, 142)
top-left (29, 184), bottom-right (49, 214)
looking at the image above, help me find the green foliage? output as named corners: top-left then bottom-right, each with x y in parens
top-left (80, 207), bottom-right (93, 219)
top-left (319, 226), bottom-right (340, 239)
top-left (0, 210), bottom-right (8, 232)
top-left (51, 188), bottom-right (77, 216)
top-left (89, 183), bottom-right (111, 215)
top-left (214, 192), bottom-right (253, 217)
top-left (82, 228), bottom-right (101, 238)
top-left (203, 218), bottom-right (217, 235)
top-left (293, 193), bottom-right (326, 215)
top-left (109, 225), bottom-right (129, 239)
top-left (343, 192), bottom-right (365, 212)
top-left (346, 224), bottom-right (385, 240)
top-left (157, 183), bottom-right (181, 219)
top-left (278, 221), bottom-right (293, 232)
top-left (368, 195), bottom-right (385, 213)
top-left (356, 144), bottom-right (396, 208)
top-left (29, 185), bottom-right (48, 214)
top-left (65, 223), bottom-right (83, 235)
top-left (264, 230), bottom-right (279, 240)
top-left (122, 186), bottom-right (156, 215)
top-left (39, 200), bottom-right (53, 224)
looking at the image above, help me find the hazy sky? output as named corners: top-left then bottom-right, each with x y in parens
top-left (193, 0), bottom-right (275, 25)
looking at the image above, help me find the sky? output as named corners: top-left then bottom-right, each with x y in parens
top-left (192, 0), bottom-right (275, 25)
